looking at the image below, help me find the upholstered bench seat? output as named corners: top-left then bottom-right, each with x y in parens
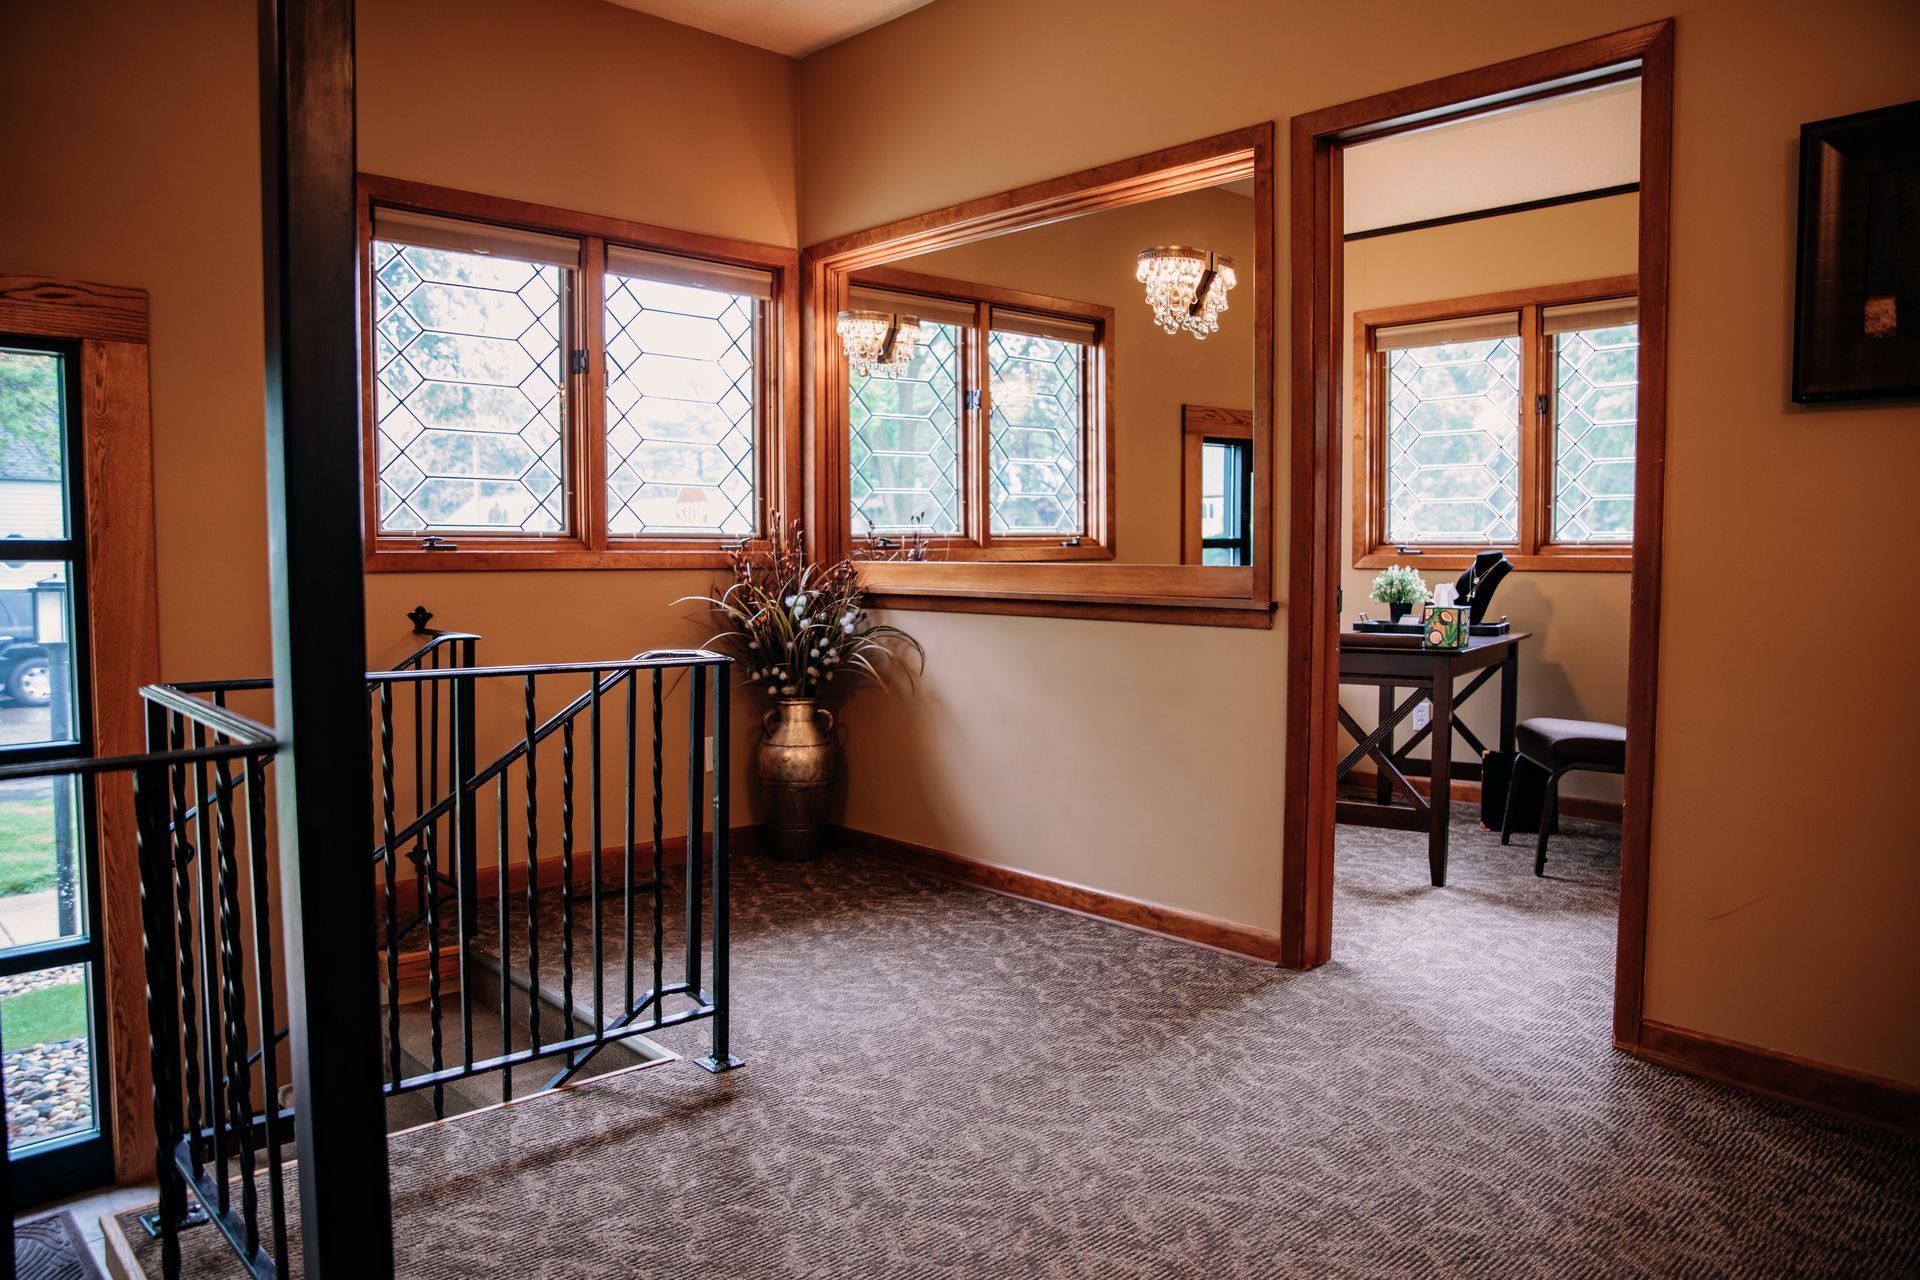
top-left (1503, 717), bottom-right (1626, 876)
top-left (1514, 718), bottom-right (1627, 772)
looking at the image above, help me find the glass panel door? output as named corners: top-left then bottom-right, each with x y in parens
top-left (0, 338), bottom-right (111, 1201)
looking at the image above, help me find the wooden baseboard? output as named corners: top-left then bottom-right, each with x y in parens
top-left (1341, 769), bottom-right (1623, 825)
top-left (1629, 1018), bottom-right (1920, 1137)
top-left (832, 825), bottom-right (1283, 964)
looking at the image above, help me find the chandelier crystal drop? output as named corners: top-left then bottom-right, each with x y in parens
top-left (836, 309), bottom-right (922, 378)
top-left (1135, 247), bottom-right (1238, 339)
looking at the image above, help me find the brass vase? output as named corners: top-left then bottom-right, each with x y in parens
top-left (757, 699), bottom-right (835, 861)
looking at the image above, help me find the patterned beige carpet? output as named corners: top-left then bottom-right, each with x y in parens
top-left (125, 810), bottom-right (1919, 1277)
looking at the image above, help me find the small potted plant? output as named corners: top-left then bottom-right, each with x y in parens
top-left (1369, 564), bottom-right (1429, 624)
top-left (681, 516), bottom-right (922, 861)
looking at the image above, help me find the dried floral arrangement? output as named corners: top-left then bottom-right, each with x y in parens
top-left (680, 515), bottom-right (923, 701)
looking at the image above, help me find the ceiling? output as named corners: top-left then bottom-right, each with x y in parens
top-left (1343, 80), bottom-right (1641, 234)
top-left (602, 0), bottom-right (939, 56)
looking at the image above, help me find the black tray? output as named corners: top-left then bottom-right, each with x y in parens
top-left (1352, 618), bottom-right (1511, 636)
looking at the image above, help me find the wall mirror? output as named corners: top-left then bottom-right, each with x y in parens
top-left (803, 124), bottom-right (1274, 627)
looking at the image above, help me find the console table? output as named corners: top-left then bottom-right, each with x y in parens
top-left (1335, 631), bottom-right (1529, 886)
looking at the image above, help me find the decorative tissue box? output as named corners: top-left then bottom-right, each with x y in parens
top-left (1420, 602), bottom-right (1468, 651)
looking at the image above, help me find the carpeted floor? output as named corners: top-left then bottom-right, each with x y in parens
top-left (126, 809), bottom-right (1920, 1278)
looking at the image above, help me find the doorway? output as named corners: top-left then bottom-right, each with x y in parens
top-left (1279, 21), bottom-right (1673, 1051)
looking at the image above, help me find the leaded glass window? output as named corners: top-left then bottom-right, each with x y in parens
top-left (373, 241), bottom-right (568, 534)
top-left (849, 321), bottom-right (963, 536)
top-left (1384, 337), bottom-right (1521, 545)
top-left (1553, 324), bottom-right (1638, 543)
top-left (604, 271), bottom-right (758, 537)
top-left (988, 329), bottom-right (1085, 537)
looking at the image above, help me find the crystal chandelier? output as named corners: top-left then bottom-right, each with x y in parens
top-left (1135, 247), bottom-right (1237, 339)
top-left (836, 309), bottom-right (921, 378)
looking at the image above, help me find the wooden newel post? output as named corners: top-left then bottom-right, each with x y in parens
top-left (257, 0), bottom-right (397, 1275)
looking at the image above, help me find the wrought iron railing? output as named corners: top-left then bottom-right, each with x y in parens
top-left (0, 640), bottom-right (737, 1280)
top-left (364, 651), bottom-right (741, 1123)
top-left (137, 684), bottom-right (287, 1280)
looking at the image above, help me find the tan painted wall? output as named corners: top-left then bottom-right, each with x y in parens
top-left (1340, 195), bottom-right (1640, 803)
top-left (4, 0), bottom-right (1916, 1090)
top-left (894, 187), bottom-right (1257, 563)
top-left (799, 0), bottom-right (1920, 1084)
top-left (0, 0), bottom-right (798, 842)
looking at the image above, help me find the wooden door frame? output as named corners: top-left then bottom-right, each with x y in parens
top-left (1278, 21), bottom-right (1674, 1055)
top-left (0, 275), bottom-right (163, 1180)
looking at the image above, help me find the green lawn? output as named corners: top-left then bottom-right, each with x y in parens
top-left (0, 799), bottom-right (58, 897)
top-left (0, 981), bottom-right (88, 1054)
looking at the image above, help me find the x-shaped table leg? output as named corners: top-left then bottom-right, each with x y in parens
top-left (1336, 690), bottom-right (1429, 812)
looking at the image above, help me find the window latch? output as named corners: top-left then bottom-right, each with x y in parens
top-left (571, 348), bottom-right (589, 375)
top-left (1060, 536), bottom-right (1083, 547)
top-left (1535, 393), bottom-right (1549, 418)
top-left (420, 535), bottom-right (459, 552)
top-left (1394, 545), bottom-right (1423, 555)
top-left (965, 389), bottom-right (981, 411)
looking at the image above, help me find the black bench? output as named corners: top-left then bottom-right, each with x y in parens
top-left (1500, 717), bottom-right (1625, 875)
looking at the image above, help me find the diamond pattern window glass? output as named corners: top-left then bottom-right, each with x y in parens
top-left (1553, 324), bottom-right (1638, 544)
top-left (1384, 337), bottom-right (1521, 545)
top-left (604, 273), bottom-right (758, 537)
top-left (373, 240), bottom-right (568, 534)
top-left (988, 329), bottom-right (1085, 537)
top-left (848, 321), bottom-right (963, 536)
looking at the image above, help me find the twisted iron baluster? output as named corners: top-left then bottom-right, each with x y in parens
top-left (379, 685), bottom-right (400, 1087)
top-left (412, 673), bottom-right (425, 920)
top-left (523, 675), bottom-right (541, 1055)
top-left (650, 668), bottom-right (665, 1024)
top-left (589, 674), bottom-right (604, 1040)
top-left (133, 753), bottom-right (185, 1280)
top-left (424, 818), bottom-right (444, 1117)
top-left (191, 725), bottom-right (226, 1215)
top-left (497, 780), bottom-right (511, 1103)
top-left (684, 666), bottom-right (705, 1001)
top-left (242, 749), bottom-right (289, 1266)
top-left (623, 674), bottom-right (638, 1016)
top-left (212, 746), bottom-right (259, 1255)
top-left (560, 716), bottom-right (575, 1040)
top-left (166, 714), bottom-right (203, 1182)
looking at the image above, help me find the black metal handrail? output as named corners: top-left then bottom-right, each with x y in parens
top-left (121, 644), bottom-right (738, 1280)
top-left (0, 625), bottom-right (741, 1280)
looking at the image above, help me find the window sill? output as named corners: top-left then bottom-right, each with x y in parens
top-left (365, 543), bottom-right (736, 572)
top-left (1354, 546), bottom-right (1632, 573)
top-left (856, 561), bottom-right (1275, 628)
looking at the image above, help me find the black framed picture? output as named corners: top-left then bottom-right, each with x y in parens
top-left (1792, 99), bottom-right (1920, 403)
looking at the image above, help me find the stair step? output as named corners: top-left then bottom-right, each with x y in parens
top-left (382, 944), bottom-right (667, 1132)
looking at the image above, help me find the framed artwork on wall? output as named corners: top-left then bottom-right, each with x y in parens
top-left (1792, 98), bottom-right (1920, 403)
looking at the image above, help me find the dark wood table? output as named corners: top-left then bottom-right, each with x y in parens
top-left (1335, 631), bottom-right (1529, 886)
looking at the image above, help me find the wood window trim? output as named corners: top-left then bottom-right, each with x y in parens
top-left (357, 175), bottom-right (801, 572)
top-left (0, 274), bottom-right (163, 1182)
top-left (804, 125), bottom-right (1277, 629)
top-left (1180, 404), bottom-right (1253, 564)
top-left (848, 264), bottom-right (1116, 562)
top-left (1351, 275), bottom-right (1638, 574)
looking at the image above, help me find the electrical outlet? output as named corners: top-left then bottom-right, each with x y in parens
top-left (1411, 702), bottom-right (1431, 731)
